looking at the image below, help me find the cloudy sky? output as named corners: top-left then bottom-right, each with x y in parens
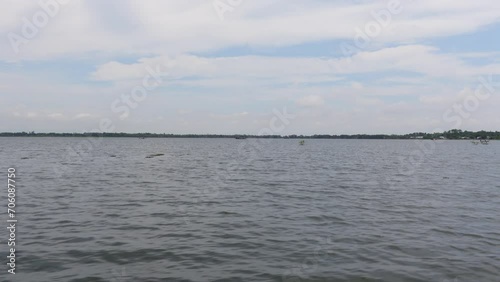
top-left (1, 0), bottom-right (499, 134)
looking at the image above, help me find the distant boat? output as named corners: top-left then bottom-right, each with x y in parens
top-left (480, 139), bottom-right (489, 145)
top-left (235, 136), bottom-right (247, 139)
top-left (299, 140), bottom-right (305, 145)
top-left (472, 139), bottom-right (490, 145)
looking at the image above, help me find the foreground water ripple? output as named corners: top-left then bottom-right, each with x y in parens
top-left (0, 137), bottom-right (499, 281)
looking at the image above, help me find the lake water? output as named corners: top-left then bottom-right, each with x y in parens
top-left (1, 137), bottom-right (499, 282)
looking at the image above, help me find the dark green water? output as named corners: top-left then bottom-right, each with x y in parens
top-left (1, 137), bottom-right (499, 281)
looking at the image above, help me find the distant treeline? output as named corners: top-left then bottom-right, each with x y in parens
top-left (1, 129), bottom-right (499, 140)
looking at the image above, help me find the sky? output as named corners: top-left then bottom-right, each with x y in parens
top-left (1, 0), bottom-right (500, 135)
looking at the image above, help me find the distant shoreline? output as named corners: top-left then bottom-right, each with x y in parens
top-left (1, 130), bottom-right (499, 140)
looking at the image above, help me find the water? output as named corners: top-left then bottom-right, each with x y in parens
top-left (1, 137), bottom-right (499, 282)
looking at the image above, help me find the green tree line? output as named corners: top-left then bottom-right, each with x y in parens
top-left (0, 130), bottom-right (499, 139)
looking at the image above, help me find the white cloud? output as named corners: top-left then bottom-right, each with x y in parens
top-left (351, 82), bottom-right (364, 89)
top-left (296, 95), bottom-right (325, 107)
top-left (1, 0), bottom-right (500, 61)
top-left (73, 113), bottom-right (93, 119)
top-left (209, 112), bottom-right (249, 120)
top-left (48, 113), bottom-right (64, 119)
top-left (91, 45), bottom-right (500, 87)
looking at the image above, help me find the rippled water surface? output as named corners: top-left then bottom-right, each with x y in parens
top-left (1, 137), bottom-right (499, 282)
